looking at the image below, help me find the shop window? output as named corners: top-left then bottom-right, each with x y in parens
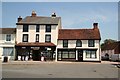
top-left (86, 50), bottom-right (97, 58)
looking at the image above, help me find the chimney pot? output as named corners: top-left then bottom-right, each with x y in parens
top-left (31, 11), bottom-right (37, 17)
top-left (51, 12), bottom-right (56, 18)
top-left (18, 16), bottom-right (22, 22)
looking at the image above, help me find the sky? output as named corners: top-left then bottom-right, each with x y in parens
top-left (1, 2), bottom-right (119, 43)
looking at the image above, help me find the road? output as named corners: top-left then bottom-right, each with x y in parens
top-left (2, 61), bottom-right (120, 78)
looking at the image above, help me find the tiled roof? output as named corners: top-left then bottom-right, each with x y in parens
top-left (102, 42), bottom-right (120, 50)
top-left (16, 42), bottom-right (56, 47)
top-left (101, 41), bottom-right (120, 54)
top-left (58, 28), bottom-right (101, 40)
top-left (16, 16), bottom-right (61, 25)
top-left (0, 28), bottom-right (16, 34)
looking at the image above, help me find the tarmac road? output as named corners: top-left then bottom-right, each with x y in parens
top-left (2, 61), bottom-right (120, 78)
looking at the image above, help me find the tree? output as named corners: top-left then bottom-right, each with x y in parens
top-left (101, 39), bottom-right (117, 50)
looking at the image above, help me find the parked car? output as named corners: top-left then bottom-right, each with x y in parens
top-left (110, 54), bottom-right (120, 62)
top-left (101, 56), bottom-right (109, 61)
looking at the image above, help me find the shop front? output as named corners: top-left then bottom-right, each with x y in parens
top-left (15, 42), bottom-right (56, 61)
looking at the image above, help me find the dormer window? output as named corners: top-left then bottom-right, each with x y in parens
top-left (46, 25), bottom-right (51, 32)
top-left (6, 34), bottom-right (11, 41)
top-left (76, 40), bottom-right (82, 47)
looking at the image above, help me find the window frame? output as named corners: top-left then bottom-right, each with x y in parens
top-left (63, 40), bottom-right (68, 47)
top-left (22, 34), bottom-right (28, 42)
top-left (6, 34), bottom-right (11, 42)
top-left (36, 34), bottom-right (39, 42)
top-left (46, 25), bottom-right (51, 32)
top-left (86, 50), bottom-right (97, 59)
top-left (45, 34), bottom-right (51, 42)
top-left (76, 40), bottom-right (82, 47)
top-left (88, 40), bottom-right (95, 47)
top-left (36, 25), bottom-right (40, 32)
top-left (23, 25), bottom-right (29, 32)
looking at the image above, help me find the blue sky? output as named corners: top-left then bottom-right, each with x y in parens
top-left (1, 2), bottom-right (119, 43)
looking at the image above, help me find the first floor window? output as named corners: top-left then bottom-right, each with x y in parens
top-left (23, 34), bottom-right (28, 42)
top-left (46, 25), bottom-right (51, 32)
top-left (36, 25), bottom-right (40, 32)
top-left (36, 34), bottom-right (39, 42)
top-left (86, 50), bottom-right (97, 58)
top-left (3, 47), bottom-right (14, 56)
top-left (88, 40), bottom-right (95, 47)
top-left (6, 34), bottom-right (11, 41)
top-left (76, 40), bottom-right (82, 47)
top-left (63, 40), bottom-right (68, 47)
top-left (45, 34), bottom-right (51, 42)
top-left (23, 25), bottom-right (29, 32)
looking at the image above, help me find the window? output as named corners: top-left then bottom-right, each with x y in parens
top-left (6, 34), bottom-right (11, 41)
top-left (36, 25), bottom-right (40, 32)
top-left (76, 40), bottom-right (82, 47)
top-left (36, 34), bottom-right (39, 42)
top-left (86, 50), bottom-right (97, 58)
top-left (88, 40), bottom-right (95, 47)
top-left (23, 25), bottom-right (29, 32)
top-left (69, 50), bottom-right (75, 58)
top-left (46, 25), bottom-right (51, 32)
top-left (63, 40), bottom-right (68, 47)
top-left (45, 34), bottom-right (51, 42)
top-left (62, 51), bottom-right (69, 58)
top-left (58, 51), bottom-right (62, 60)
top-left (3, 47), bottom-right (14, 56)
top-left (23, 34), bottom-right (28, 42)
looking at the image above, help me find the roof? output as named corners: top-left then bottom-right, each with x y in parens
top-left (0, 28), bottom-right (16, 34)
top-left (102, 41), bottom-right (120, 51)
top-left (58, 28), bottom-right (101, 40)
top-left (16, 16), bottom-right (61, 25)
top-left (15, 42), bottom-right (56, 47)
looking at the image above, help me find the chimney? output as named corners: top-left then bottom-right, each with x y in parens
top-left (31, 11), bottom-right (37, 17)
top-left (93, 23), bottom-right (98, 29)
top-left (18, 16), bottom-right (22, 22)
top-left (51, 13), bottom-right (56, 18)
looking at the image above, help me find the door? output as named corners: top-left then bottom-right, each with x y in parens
top-left (32, 50), bottom-right (40, 61)
top-left (78, 50), bottom-right (83, 61)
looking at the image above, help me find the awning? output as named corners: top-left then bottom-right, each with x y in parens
top-left (15, 42), bottom-right (56, 47)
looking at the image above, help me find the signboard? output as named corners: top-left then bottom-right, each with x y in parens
top-left (31, 47), bottom-right (40, 50)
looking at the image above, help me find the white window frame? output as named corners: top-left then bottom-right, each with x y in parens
top-left (5, 34), bottom-right (11, 42)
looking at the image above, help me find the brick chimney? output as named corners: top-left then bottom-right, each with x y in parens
top-left (31, 11), bottom-right (37, 17)
top-left (51, 13), bottom-right (56, 18)
top-left (18, 16), bottom-right (22, 22)
top-left (93, 23), bottom-right (98, 29)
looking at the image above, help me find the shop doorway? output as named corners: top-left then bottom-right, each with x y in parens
top-left (32, 50), bottom-right (40, 61)
top-left (78, 50), bottom-right (83, 61)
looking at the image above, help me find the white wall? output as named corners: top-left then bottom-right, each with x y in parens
top-left (0, 33), bottom-right (16, 61)
top-left (57, 40), bottom-right (100, 48)
top-left (16, 25), bottom-right (59, 45)
top-left (57, 40), bottom-right (101, 61)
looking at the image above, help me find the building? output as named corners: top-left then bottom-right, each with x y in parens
top-left (101, 41), bottom-right (120, 60)
top-left (57, 23), bottom-right (101, 62)
top-left (15, 11), bottom-right (61, 61)
top-left (0, 28), bottom-right (16, 61)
